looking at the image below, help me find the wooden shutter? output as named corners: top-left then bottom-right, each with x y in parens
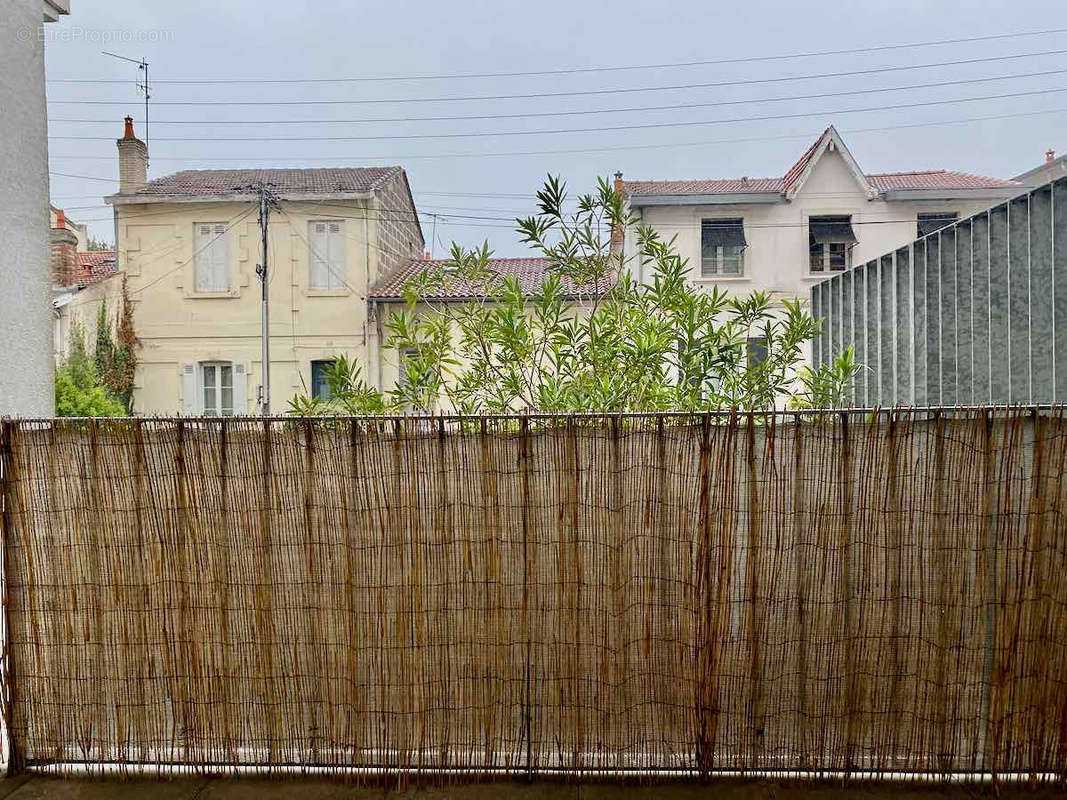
top-left (195, 223), bottom-right (228, 292)
top-left (194, 224), bottom-right (214, 292)
top-left (310, 222), bottom-right (328, 288)
top-left (233, 362), bottom-right (248, 415)
top-left (212, 223), bottom-right (229, 291)
top-left (328, 221), bottom-right (344, 289)
top-left (181, 363), bottom-right (197, 414)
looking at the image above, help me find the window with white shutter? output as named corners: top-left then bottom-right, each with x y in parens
top-left (200, 362), bottom-right (234, 416)
top-left (309, 220), bottom-right (346, 290)
top-left (194, 222), bottom-right (230, 292)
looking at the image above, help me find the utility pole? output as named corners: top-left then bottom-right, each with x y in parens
top-left (255, 184), bottom-right (276, 415)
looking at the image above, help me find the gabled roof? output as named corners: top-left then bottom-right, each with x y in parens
top-left (107, 166), bottom-right (403, 201)
top-left (625, 126), bottom-right (1023, 204)
top-left (369, 257), bottom-right (612, 302)
top-left (781, 126), bottom-right (875, 199)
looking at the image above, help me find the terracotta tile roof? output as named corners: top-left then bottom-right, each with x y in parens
top-left (625, 177), bottom-right (784, 195)
top-left (866, 170), bottom-right (1021, 191)
top-left (782, 129), bottom-right (830, 195)
top-left (125, 167), bottom-right (403, 198)
top-left (370, 257), bottom-right (612, 301)
top-left (625, 127), bottom-right (1021, 198)
top-left (76, 250), bottom-right (116, 287)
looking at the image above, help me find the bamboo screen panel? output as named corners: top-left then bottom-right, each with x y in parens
top-left (1, 411), bottom-right (1066, 778)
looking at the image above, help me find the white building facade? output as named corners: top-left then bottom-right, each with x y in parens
top-left (623, 127), bottom-right (1023, 309)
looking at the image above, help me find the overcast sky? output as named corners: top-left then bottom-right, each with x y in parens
top-left (44, 0), bottom-right (1067, 255)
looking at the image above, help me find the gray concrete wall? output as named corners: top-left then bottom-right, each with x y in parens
top-left (813, 177), bottom-right (1067, 406)
top-left (0, 0), bottom-right (57, 416)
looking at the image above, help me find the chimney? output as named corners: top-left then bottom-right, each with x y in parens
top-left (51, 209), bottom-right (79, 287)
top-left (117, 116), bottom-right (148, 193)
top-left (610, 171), bottom-right (625, 256)
top-left (1047, 149), bottom-right (1056, 163)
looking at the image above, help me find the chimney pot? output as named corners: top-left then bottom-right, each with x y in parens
top-left (117, 116), bottom-right (148, 193)
top-left (1047, 148), bottom-right (1056, 163)
top-left (56, 209), bottom-right (67, 228)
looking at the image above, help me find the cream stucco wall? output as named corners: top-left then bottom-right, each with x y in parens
top-left (120, 198), bottom-right (391, 415)
top-left (53, 273), bottom-right (124, 364)
top-left (630, 150), bottom-right (999, 304)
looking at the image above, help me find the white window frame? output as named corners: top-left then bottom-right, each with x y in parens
top-left (700, 218), bottom-right (745, 277)
top-left (200, 361), bottom-right (235, 416)
top-left (309, 220), bottom-right (347, 291)
top-left (194, 222), bottom-right (230, 293)
top-left (701, 245), bottom-right (745, 277)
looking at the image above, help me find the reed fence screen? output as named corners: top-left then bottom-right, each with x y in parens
top-left (1, 411), bottom-right (1066, 779)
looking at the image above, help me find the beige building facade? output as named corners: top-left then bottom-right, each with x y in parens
top-left (104, 120), bottom-right (423, 415)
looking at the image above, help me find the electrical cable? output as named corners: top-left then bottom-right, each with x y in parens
top-left (46, 27), bottom-right (1067, 84)
top-left (45, 48), bottom-right (1067, 106)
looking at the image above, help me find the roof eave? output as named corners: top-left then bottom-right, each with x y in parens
top-left (881, 187), bottom-right (1024, 201)
top-left (105, 190), bottom-right (376, 206)
top-left (628, 192), bottom-right (785, 207)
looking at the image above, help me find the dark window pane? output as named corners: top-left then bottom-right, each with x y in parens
top-left (810, 244), bottom-right (825, 271)
top-left (828, 242), bottom-right (848, 270)
top-left (311, 359), bottom-right (334, 401)
top-left (747, 337), bottom-right (768, 367)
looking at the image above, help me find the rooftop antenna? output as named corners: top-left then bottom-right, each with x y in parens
top-left (102, 51), bottom-right (150, 167)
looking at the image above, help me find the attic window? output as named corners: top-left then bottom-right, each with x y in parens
top-left (809, 215), bottom-right (856, 273)
top-left (917, 212), bottom-right (957, 238)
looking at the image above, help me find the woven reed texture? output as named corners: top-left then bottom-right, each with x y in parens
top-left (1, 411), bottom-right (1066, 779)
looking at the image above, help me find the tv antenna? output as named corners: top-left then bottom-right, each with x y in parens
top-left (102, 51), bottom-right (150, 166)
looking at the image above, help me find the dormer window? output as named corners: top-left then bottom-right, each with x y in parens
top-left (701, 218), bottom-right (746, 277)
top-left (809, 215), bottom-right (856, 272)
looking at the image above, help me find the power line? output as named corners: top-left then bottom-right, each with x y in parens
top-left (44, 48), bottom-right (1067, 106)
top-left (47, 106), bottom-right (1067, 167)
top-left (46, 85), bottom-right (1067, 143)
top-left (44, 67), bottom-right (1067, 126)
top-left (44, 27), bottom-right (1067, 84)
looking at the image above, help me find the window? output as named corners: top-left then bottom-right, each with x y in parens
top-left (311, 359), bottom-right (334, 400)
top-left (701, 218), bottom-right (746, 277)
top-left (809, 216), bottom-right (856, 273)
top-left (194, 222), bottom-right (230, 292)
top-left (201, 362), bottom-right (234, 416)
top-left (309, 220), bottom-right (346, 290)
top-left (917, 212), bottom-right (958, 238)
top-left (747, 337), bottom-right (768, 368)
